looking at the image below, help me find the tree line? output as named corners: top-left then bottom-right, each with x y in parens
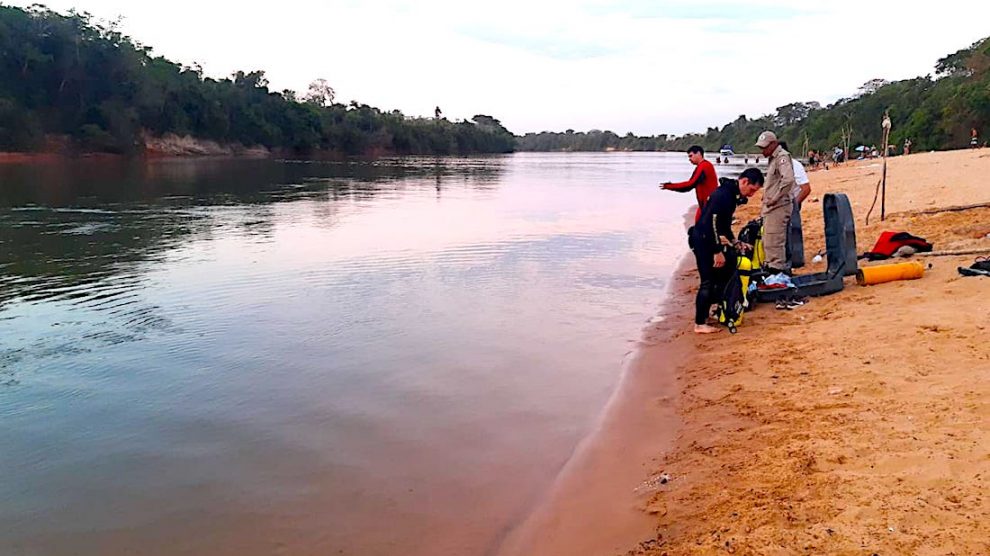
top-left (0, 5), bottom-right (515, 155)
top-left (3, 4), bottom-right (987, 159)
top-left (519, 35), bottom-right (990, 156)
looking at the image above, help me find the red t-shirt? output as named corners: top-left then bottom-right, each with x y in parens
top-left (666, 159), bottom-right (718, 222)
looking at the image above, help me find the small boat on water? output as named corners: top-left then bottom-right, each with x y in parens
top-left (719, 144), bottom-right (735, 157)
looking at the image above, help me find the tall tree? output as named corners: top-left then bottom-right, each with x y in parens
top-left (304, 78), bottom-right (335, 107)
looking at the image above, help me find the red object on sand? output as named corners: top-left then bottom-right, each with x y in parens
top-left (864, 231), bottom-right (933, 260)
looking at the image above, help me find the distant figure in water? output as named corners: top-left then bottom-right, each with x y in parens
top-left (744, 156), bottom-right (749, 164)
top-left (716, 156), bottom-right (722, 164)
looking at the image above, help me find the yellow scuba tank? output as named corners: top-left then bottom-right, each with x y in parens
top-left (717, 255), bottom-right (753, 333)
top-left (737, 255), bottom-right (753, 310)
top-left (751, 226), bottom-right (765, 272)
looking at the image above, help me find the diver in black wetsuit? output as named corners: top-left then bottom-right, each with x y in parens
top-left (689, 167), bottom-right (764, 334)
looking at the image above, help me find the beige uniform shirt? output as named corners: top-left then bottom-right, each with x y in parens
top-left (761, 144), bottom-right (796, 215)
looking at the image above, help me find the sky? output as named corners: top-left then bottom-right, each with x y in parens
top-left (10, 0), bottom-right (990, 135)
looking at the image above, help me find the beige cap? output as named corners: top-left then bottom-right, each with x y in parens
top-left (755, 130), bottom-right (778, 148)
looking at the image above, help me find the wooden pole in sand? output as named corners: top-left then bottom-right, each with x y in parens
top-left (880, 110), bottom-right (892, 221)
top-left (901, 201), bottom-right (990, 216)
top-left (917, 247), bottom-right (990, 257)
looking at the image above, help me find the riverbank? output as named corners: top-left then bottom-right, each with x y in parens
top-left (0, 145), bottom-right (491, 164)
top-left (624, 148), bottom-right (990, 554)
top-left (494, 257), bottom-right (692, 556)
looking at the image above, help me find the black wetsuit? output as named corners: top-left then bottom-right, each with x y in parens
top-left (689, 178), bottom-right (740, 325)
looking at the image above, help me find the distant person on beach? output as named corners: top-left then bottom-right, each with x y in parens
top-left (780, 142), bottom-right (812, 206)
top-left (903, 138), bottom-right (911, 155)
top-left (755, 130), bottom-right (796, 275)
top-left (972, 128), bottom-right (979, 148)
top-left (780, 141), bottom-right (811, 268)
top-left (689, 167), bottom-right (764, 334)
top-left (660, 145), bottom-right (719, 223)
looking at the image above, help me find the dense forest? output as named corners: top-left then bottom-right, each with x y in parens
top-left (0, 5), bottom-right (516, 155)
top-left (3, 4), bottom-right (987, 159)
top-left (519, 35), bottom-right (990, 155)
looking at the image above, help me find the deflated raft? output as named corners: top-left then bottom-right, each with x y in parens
top-left (757, 192), bottom-right (858, 301)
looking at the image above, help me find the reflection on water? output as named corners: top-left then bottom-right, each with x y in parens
top-left (0, 157), bottom-right (506, 383)
top-left (0, 154), bottom-right (694, 555)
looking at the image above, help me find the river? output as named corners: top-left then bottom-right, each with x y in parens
top-left (0, 152), bottom-right (732, 555)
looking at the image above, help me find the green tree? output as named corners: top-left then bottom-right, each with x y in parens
top-left (0, 4), bottom-right (515, 156)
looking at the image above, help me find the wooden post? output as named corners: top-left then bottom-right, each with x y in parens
top-left (881, 158), bottom-right (887, 220)
top-left (880, 110), bottom-right (892, 221)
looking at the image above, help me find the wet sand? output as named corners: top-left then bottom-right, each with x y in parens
top-left (501, 149), bottom-right (990, 555)
top-left (494, 283), bottom-right (690, 556)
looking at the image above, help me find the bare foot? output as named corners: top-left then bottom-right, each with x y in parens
top-left (694, 324), bottom-right (720, 334)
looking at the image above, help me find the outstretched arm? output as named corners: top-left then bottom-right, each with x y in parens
top-left (661, 165), bottom-right (705, 191)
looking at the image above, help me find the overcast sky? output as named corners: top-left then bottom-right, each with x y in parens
top-left (11, 0), bottom-right (990, 135)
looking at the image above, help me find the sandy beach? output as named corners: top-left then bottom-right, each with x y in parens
top-left (500, 148), bottom-right (990, 556)
top-left (626, 149), bottom-right (990, 554)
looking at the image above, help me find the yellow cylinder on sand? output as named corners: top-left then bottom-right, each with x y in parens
top-left (856, 261), bottom-right (925, 286)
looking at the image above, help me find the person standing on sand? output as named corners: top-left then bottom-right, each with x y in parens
top-left (904, 138), bottom-right (912, 155)
top-left (690, 168), bottom-right (764, 334)
top-left (755, 130), bottom-right (796, 275)
top-left (660, 145), bottom-right (719, 223)
top-left (780, 141), bottom-right (811, 269)
top-left (780, 142), bottom-right (811, 205)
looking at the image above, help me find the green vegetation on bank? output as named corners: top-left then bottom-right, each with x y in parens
top-left (519, 36), bottom-right (990, 155)
top-left (516, 130), bottom-right (674, 152)
top-left (0, 5), bottom-right (515, 155)
top-left (3, 3), bottom-right (987, 159)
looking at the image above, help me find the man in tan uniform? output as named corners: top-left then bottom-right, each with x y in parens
top-left (755, 130), bottom-right (796, 274)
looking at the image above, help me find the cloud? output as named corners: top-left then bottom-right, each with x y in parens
top-left (457, 25), bottom-right (626, 60)
top-left (586, 0), bottom-right (817, 21)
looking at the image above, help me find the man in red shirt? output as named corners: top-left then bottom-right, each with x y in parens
top-left (660, 145), bottom-right (719, 222)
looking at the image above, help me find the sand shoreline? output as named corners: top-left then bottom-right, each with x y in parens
top-left (499, 148), bottom-right (990, 556)
top-left (493, 252), bottom-right (693, 556)
top-left (627, 149), bottom-right (990, 554)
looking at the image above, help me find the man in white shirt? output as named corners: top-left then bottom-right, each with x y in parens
top-left (779, 141), bottom-right (811, 268)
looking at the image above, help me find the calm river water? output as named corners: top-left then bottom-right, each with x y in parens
top-left (0, 153), bottom-right (734, 555)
